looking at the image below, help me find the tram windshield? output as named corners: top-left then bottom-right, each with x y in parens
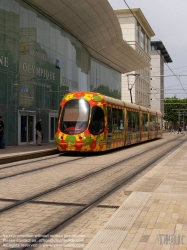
top-left (60, 99), bottom-right (89, 134)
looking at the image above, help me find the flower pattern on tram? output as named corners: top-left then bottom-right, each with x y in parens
top-left (81, 145), bottom-right (91, 151)
top-left (83, 135), bottom-right (92, 145)
top-left (94, 144), bottom-right (101, 151)
top-left (90, 140), bottom-right (96, 149)
top-left (84, 93), bottom-right (94, 100)
top-left (65, 135), bottom-right (76, 144)
top-left (55, 91), bottom-right (162, 152)
top-left (97, 102), bottom-right (103, 108)
top-left (66, 145), bottom-right (76, 151)
top-left (55, 134), bottom-right (60, 145)
top-left (96, 136), bottom-right (100, 145)
top-left (93, 95), bottom-right (102, 102)
top-left (64, 93), bottom-right (75, 100)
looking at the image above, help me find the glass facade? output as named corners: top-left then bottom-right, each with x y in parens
top-left (90, 58), bottom-right (121, 99)
top-left (0, 0), bottom-right (121, 145)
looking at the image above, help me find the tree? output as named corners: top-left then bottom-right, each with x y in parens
top-left (164, 96), bottom-right (187, 129)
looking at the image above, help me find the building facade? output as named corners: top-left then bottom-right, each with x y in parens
top-left (114, 8), bottom-right (155, 107)
top-left (0, 0), bottom-right (149, 146)
top-left (150, 41), bottom-right (172, 115)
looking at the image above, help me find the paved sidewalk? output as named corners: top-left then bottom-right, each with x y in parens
top-left (83, 139), bottom-right (187, 250)
top-left (0, 143), bottom-right (58, 164)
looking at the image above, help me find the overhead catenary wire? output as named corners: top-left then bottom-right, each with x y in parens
top-left (123, 0), bottom-right (187, 96)
top-left (157, 50), bottom-right (187, 95)
top-left (165, 66), bottom-right (187, 71)
top-left (24, 0), bottom-right (187, 98)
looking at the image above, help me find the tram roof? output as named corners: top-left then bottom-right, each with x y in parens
top-left (103, 95), bottom-right (124, 107)
top-left (26, 0), bottom-right (150, 73)
top-left (139, 106), bottom-right (149, 112)
top-left (147, 108), bottom-right (157, 115)
top-left (124, 102), bottom-right (140, 111)
top-left (156, 111), bottom-right (163, 116)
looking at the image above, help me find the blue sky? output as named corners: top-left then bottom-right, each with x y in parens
top-left (108, 0), bottom-right (187, 99)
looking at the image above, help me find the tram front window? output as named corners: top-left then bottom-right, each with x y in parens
top-left (60, 99), bottom-right (89, 134)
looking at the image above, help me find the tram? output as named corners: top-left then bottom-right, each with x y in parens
top-left (55, 92), bottom-right (162, 152)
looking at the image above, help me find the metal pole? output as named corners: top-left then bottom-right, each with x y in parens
top-left (126, 74), bottom-right (140, 104)
top-left (129, 88), bottom-right (133, 103)
top-left (183, 113), bottom-right (184, 130)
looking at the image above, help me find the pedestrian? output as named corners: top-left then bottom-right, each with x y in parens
top-left (177, 125), bottom-right (182, 134)
top-left (170, 125), bottom-right (175, 134)
top-left (186, 125), bottom-right (187, 134)
top-left (0, 116), bottom-right (5, 149)
top-left (35, 119), bottom-right (42, 145)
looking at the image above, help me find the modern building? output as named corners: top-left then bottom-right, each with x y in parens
top-left (114, 8), bottom-right (155, 107)
top-left (0, 0), bottom-right (149, 146)
top-left (150, 41), bottom-right (172, 115)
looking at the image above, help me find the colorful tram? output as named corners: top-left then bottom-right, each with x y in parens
top-left (55, 92), bottom-right (162, 152)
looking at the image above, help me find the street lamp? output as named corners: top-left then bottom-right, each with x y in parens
top-left (126, 74), bottom-right (140, 103)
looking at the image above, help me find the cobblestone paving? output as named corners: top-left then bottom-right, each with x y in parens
top-left (1, 134), bottom-right (186, 250)
top-left (35, 135), bottom-right (187, 250)
top-left (0, 135), bottom-right (170, 201)
top-left (85, 138), bottom-right (187, 250)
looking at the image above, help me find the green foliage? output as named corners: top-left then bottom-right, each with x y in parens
top-left (91, 85), bottom-right (121, 99)
top-left (164, 97), bottom-right (187, 128)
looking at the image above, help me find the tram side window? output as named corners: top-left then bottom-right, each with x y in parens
top-left (158, 117), bottom-right (162, 130)
top-left (119, 109), bottom-right (124, 130)
top-left (142, 113), bottom-right (148, 131)
top-left (150, 115), bottom-right (156, 131)
top-left (112, 108), bottom-right (123, 133)
top-left (134, 112), bottom-right (140, 132)
top-left (127, 111), bottom-right (133, 131)
top-left (127, 111), bottom-right (139, 132)
top-left (89, 106), bottom-right (104, 135)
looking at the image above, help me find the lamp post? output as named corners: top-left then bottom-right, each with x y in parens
top-left (126, 74), bottom-right (140, 103)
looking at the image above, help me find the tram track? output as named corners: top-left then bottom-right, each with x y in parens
top-left (16, 135), bottom-right (185, 249)
top-left (0, 135), bottom-right (182, 181)
top-left (0, 135), bottom-right (184, 214)
top-left (0, 156), bottom-right (85, 180)
top-left (0, 154), bottom-right (58, 170)
top-left (0, 135), bottom-right (185, 250)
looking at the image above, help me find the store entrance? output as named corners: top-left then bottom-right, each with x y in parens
top-left (49, 113), bottom-right (58, 142)
top-left (18, 111), bottom-right (36, 145)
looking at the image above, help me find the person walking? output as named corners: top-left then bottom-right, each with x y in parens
top-left (177, 125), bottom-right (182, 134)
top-left (0, 116), bottom-right (5, 149)
top-left (170, 125), bottom-right (175, 134)
top-left (35, 119), bottom-right (42, 145)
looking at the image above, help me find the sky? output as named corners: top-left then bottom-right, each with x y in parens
top-left (108, 0), bottom-right (187, 99)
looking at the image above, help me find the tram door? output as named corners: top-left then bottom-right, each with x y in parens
top-left (18, 112), bottom-right (36, 145)
top-left (107, 107), bottom-right (113, 148)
